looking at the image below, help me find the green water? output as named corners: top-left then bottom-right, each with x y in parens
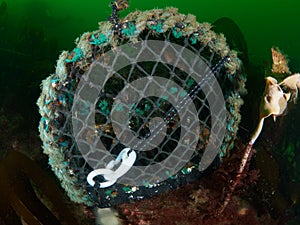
top-left (1, 0), bottom-right (299, 168)
top-left (3, 0), bottom-right (300, 65)
top-left (1, 1), bottom-right (299, 161)
top-left (1, 0), bottom-right (299, 121)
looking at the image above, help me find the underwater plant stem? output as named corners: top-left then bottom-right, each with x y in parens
top-left (217, 109), bottom-right (269, 215)
top-left (10, 196), bottom-right (42, 225)
top-left (249, 118), bottom-right (265, 145)
top-left (217, 143), bottom-right (253, 215)
top-left (0, 150), bottom-right (79, 225)
top-left (217, 118), bottom-right (264, 214)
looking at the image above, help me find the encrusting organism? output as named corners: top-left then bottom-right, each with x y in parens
top-left (271, 47), bottom-right (291, 75)
top-left (271, 47), bottom-right (300, 102)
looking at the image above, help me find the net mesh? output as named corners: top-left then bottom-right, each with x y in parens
top-left (37, 7), bottom-right (246, 207)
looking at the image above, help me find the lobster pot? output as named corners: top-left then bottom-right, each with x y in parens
top-left (37, 7), bottom-right (246, 207)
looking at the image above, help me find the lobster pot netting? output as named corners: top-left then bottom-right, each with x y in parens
top-left (37, 7), bottom-right (246, 207)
